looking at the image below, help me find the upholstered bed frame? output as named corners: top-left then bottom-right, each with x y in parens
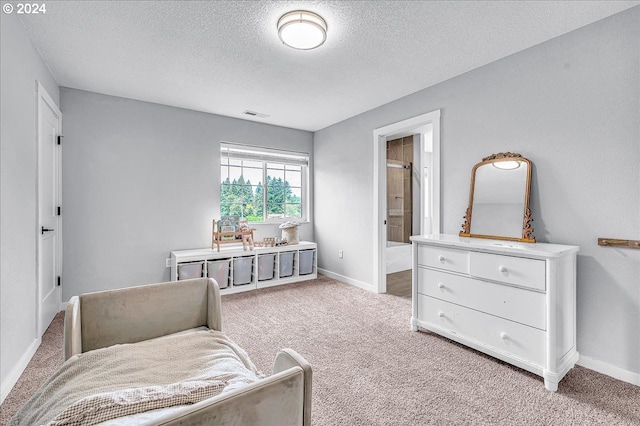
top-left (63, 278), bottom-right (312, 425)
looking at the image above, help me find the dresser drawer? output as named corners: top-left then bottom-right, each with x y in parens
top-left (417, 295), bottom-right (545, 367)
top-left (417, 267), bottom-right (545, 330)
top-left (417, 245), bottom-right (469, 274)
top-left (469, 252), bottom-right (545, 291)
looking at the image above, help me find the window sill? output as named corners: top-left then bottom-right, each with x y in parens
top-left (249, 220), bottom-right (310, 226)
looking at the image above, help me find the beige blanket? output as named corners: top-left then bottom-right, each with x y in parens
top-left (9, 329), bottom-right (262, 426)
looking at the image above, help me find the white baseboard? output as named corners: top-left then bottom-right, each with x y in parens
top-left (317, 268), bottom-right (376, 292)
top-left (577, 355), bottom-right (640, 386)
top-left (0, 337), bottom-right (41, 404)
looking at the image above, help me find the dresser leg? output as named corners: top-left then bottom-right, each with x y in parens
top-left (543, 370), bottom-right (559, 392)
top-left (410, 318), bottom-right (419, 332)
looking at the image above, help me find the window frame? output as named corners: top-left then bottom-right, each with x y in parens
top-left (220, 143), bottom-right (309, 224)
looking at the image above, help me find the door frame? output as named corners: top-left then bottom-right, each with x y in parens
top-left (36, 81), bottom-right (62, 337)
top-left (372, 110), bottom-right (441, 294)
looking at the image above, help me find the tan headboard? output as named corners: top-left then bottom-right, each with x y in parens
top-left (74, 278), bottom-right (221, 354)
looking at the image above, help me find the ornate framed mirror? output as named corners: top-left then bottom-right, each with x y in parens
top-left (460, 152), bottom-right (535, 243)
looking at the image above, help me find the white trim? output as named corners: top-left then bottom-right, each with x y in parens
top-left (372, 110), bottom-right (441, 294)
top-left (37, 82), bottom-right (62, 117)
top-left (578, 355), bottom-right (640, 386)
top-left (0, 337), bottom-right (41, 404)
top-left (317, 268), bottom-right (375, 292)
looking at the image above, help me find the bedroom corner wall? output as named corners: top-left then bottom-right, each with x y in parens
top-left (59, 88), bottom-right (313, 300)
top-left (1, 13), bottom-right (60, 402)
top-left (314, 7), bottom-right (640, 381)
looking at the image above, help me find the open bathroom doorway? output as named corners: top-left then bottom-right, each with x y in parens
top-left (386, 135), bottom-right (416, 298)
top-left (372, 110), bottom-right (441, 295)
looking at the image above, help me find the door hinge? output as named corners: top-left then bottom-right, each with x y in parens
top-left (57, 276), bottom-right (61, 287)
top-left (57, 206), bottom-right (61, 216)
top-left (57, 135), bottom-right (63, 145)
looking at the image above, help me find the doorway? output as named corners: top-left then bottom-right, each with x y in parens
top-left (372, 110), bottom-right (441, 294)
top-left (386, 135), bottom-right (415, 298)
top-left (37, 82), bottom-right (62, 337)
top-left (386, 135), bottom-right (414, 275)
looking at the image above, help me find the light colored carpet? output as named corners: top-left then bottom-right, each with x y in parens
top-left (2, 275), bottom-right (639, 425)
top-left (0, 311), bottom-right (64, 425)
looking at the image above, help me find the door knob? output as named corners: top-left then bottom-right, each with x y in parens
top-left (41, 226), bottom-right (54, 234)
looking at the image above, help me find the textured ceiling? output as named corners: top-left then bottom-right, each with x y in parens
top-left (19, 1), bottom-right (640, 131)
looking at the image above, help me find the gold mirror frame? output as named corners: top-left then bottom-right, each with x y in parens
top-left (459, 152), bottom-right (535, 243)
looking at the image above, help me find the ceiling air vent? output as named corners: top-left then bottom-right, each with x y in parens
top-left (243, 110), bottom-right (270, 118)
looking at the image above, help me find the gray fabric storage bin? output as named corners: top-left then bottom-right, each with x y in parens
top-left (233, 256), bottom-right (254, 285)
top-left (207, 259), bottom-right (231, 289)
top-left (299, 250), bottom-right (315, 275)
top-left (279, 251), bottom-right (295, 278)
top-left (258, 253), bottom-right (276, 281)
top-left (177, 262), bottom-right (203, 280)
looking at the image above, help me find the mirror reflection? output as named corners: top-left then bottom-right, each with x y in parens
top-left (460, 153), bottom-right (535, 242)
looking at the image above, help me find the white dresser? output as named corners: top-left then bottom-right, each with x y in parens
top-left (410, 234), bottom-right (579, 391)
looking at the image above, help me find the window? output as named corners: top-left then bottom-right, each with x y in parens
top-left (220, 144), bottom-right (308, 222)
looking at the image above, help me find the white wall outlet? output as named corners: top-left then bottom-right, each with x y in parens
top-left (338, 250), bottom-right (343, 259)
top-left (165, 258), bottom-right (171, 268)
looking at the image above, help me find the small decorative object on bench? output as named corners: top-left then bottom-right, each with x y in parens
top-left (238, 218), bottom-right (255, 250)
top-left (263, 237), bottom-right (275, 247)
top-left (219, 216), bottom-right (237, 241)
top-left (211, 218), bottom-right (255, 252)
top-left (280, 221), bottom-right (300, 245)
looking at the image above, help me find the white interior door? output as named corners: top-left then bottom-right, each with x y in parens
top-left (38, 83), bottom-right (62, 336)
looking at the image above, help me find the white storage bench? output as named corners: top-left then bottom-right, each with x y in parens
top-left (171, 241), bottom-right (317, 295)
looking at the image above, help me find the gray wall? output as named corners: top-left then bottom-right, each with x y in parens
top-left (60, 88), bottom-right (313, 300)
top-left (314, 7), bottom-right (639, 376)
top-left (1, 13), bottom-right (60, 397)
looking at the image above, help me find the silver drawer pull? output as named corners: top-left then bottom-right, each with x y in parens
top-left (438, 311), bottom-right (445, 318)
top-left (500, 332), bottom-right (508, 340)
top-left (437, 283), bottom-right (445, 289)
top-left (438, 255), bottom-right (445, 263)
top-left (499, 265), bottom-right (508, 273)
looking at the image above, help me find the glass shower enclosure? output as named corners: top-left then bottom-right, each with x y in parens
top-left (386, 160), bottom-right (412, 245)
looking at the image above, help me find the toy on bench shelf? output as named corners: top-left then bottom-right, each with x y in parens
top-left (211, 217), bottom-right (255, 252)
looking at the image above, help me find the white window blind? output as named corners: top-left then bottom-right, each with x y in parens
top-left (221, 143), bottom-right (308, 166)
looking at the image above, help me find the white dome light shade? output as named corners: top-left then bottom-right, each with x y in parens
top-left (277, 10), bottom-right (327, 50)
top-left (493, 160), bottom-right (522, 170)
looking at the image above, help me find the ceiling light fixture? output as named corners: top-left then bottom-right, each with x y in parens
top-left (277, 10), bottom-right (327, 50)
